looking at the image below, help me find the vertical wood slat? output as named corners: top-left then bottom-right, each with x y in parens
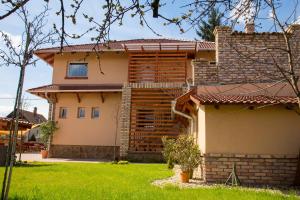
top-left (128, 52), bottom-right (187, 83)
top-left (129, 88), bottom-right (182, 153)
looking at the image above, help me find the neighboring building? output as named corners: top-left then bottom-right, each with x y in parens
top-left (6, 107), bottom-right (47, 125)
top-left (6, 108), bottom-right (47, 142)
top-left (28, 24), bottom-right (300, 185)
top-left (0, 117), bottom-right (32, 145)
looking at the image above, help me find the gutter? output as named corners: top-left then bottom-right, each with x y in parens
top-left (171, 100), bottom-right (193, 135)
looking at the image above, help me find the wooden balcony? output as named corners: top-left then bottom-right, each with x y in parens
top-left (128, 52), bottom-right (188, 83)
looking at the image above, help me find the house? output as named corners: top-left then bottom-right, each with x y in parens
top-left (27, 39), bottom-right (215, 160)
top-left (6, 107), bottom-right (47, 124)
top-left (174, 24), bottom-right (300, 186)
top-left (6, 107), bottom-right (47, 142)
top-left (27, 24), bottom-right (300, 185)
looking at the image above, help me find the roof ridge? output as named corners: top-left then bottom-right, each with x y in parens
top-left (35, 38), bottom-right (215, 52)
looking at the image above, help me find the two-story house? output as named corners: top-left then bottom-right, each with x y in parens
top-left (28, 24), bottom-right (300, 185)
top-left (28, 39), bottom-right (215, 161)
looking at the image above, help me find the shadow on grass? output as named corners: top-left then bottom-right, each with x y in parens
top-left (13, 162), bottom-right (53, 168)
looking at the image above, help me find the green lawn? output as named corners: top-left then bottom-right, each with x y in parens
top-left (0, 162), bottom-right (298, 200)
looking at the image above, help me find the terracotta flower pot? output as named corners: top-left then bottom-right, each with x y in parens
top-left (180, 171), bottom-right (190, 183)
top-left (41, 150), bottom-right (48, 159)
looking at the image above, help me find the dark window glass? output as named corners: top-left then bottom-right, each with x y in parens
top-left (67, 63), bottom-right (88, 77)
top-left (59, 107), bottom-right (67, 119)
top-left (91, 107), bottom-right (100, 118)
top-left (77, 107), bottom-right (85, 118)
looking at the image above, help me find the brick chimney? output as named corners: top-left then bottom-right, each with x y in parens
top-left (33, 107), bottom-right (37, 117)
top-left (245, 23), bottom-right (255, 33)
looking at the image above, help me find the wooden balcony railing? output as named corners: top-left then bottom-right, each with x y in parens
top-left (128, 52), bottom-right (187, 83)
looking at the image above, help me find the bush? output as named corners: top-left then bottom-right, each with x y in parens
top-left (162, 136), bottom-right (176, 169)
top-left (40, 121), bottom-right (58, 150)
top-left (162, 134), bottom-right (201, 172)
top-left (173, 134), bottom-right (201, 172)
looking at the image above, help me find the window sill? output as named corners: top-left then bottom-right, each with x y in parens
top-left (65, 76), bottom-right (88, 79)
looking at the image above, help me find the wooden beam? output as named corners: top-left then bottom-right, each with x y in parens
top-left (76, 93), bottom-right (81, 103)
top-left (100, 92), bottom-right (105, 103)
top-left (54, 93), bottom-right (58, 103)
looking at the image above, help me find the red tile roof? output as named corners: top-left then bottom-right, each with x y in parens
top-left (191, 94), bottom-right (298, 105)
top-left (34, 39), bottom-right (215, 53)
top-left (176, 82), bottom-right (299, 107)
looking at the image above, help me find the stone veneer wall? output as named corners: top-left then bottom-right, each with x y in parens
top-left (193, 25), bottom-right (300, 85)
top-left (199, 153), bottom-right (299, 186)
top-left (50, 145), bottom-right (119, 160)
top-left (119, 85), bottom-right (132, 158)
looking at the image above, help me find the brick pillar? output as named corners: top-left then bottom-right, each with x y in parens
top-left (119, 84), bottom-right (132, 158)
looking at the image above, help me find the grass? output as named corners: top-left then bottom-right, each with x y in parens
top-left (0, 162), bottom-right (298, 200)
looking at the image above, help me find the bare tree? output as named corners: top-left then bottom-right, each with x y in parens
top-left (0, 4), bottom-right (55, 200)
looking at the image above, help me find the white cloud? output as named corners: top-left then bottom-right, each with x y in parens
top-left (0, 105), bottom-right (13, 117)
top-left (230, 0), bottom-right (256, 24)
top-left (268, 9), bottom-right (274, 20)
top-left (295, 16), bottom-right (300, 24)
top-left (0, 31), bottom-right (22, 49)
top-left (0, 93), bottom-right (13, 98)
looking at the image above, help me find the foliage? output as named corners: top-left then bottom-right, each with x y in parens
top-left (196, 8), bottom-right (223, 41)
top-left (0, 162), bottom-right (297, 200)
top-left (39, 121), bottom-right (58, 149)
top-left (162, 136), bottom-right (176, 169)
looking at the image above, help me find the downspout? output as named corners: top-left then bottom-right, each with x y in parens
top-left (171, 100), bottom-right (193, 135)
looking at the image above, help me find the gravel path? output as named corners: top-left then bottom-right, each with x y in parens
top-left (152, 165), bottom-right (207, 188)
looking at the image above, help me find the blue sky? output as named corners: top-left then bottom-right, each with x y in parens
top-left (0, 0), bottom-right (299, 118)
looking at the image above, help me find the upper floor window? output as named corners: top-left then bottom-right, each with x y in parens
top-left (67, 63), bottom-right (88, 78)
top-left (59, 107), bottom-right (67, 119)
top-left (77, 107), bottom-right (86, 118)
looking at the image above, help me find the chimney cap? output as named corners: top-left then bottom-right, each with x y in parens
top-left (245, 23), bottom-right (255, 33)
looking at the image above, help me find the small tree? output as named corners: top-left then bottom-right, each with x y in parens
top-left (40, 121), bottom-right (58, 150)
top-left (173, 135), bottom-right (201, 173)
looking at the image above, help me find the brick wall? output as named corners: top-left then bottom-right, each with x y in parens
top-left (192, 59), bottom-right (218, 85)
top-left (199, 153), bottom-right (299, 186)
top-left (193, 25), bottom-right (300, 85)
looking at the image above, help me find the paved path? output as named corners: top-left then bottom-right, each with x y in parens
top-left (17, 153), bottom-right (107, 163)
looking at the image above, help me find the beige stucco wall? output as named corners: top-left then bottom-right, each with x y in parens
top-left (52, 51), bottom-right (215, 85)
top-left (52, 52), bottom-right (129, 84)
top-left (200, 105), bottom-right (300, 155)
top-left (197, 105), bottom-right (206, 153)
top-left (53, 92), bottom-right (121, 146)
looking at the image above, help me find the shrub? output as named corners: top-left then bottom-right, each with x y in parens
top-left (162, 136), bottom-right (176, 169)
top-left (162, 134), bottom-right (201, 172)
top-left (173, 134), bottom-right (201, 172)
top-left (40, 121), bottom-right (58, 150)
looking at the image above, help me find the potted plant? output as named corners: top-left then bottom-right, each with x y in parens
top-left (39, 120), bottom-right (58, 159)
top-left (173, 135), bottom-right (201, 183)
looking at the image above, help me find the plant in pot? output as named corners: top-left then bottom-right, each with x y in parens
top-left (162, 136), bottom-right (176, 169)
top-left (39, 120), bottom-right (58, 159)
top-left (173, 134), bottom-right (201, 183)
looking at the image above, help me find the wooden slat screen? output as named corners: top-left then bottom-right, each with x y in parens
top-left (128, 52), bottom-right (187, 83)
top-left (129, 88), bottom-right (183, 153)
